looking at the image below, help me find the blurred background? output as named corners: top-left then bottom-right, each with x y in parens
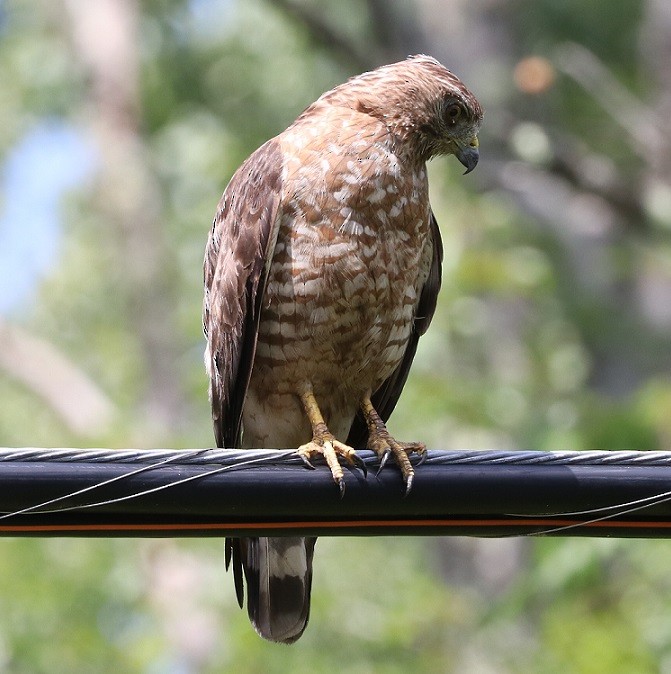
top-left (1, 0), bottom-right (670, 671)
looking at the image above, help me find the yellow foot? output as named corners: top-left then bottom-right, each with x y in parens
top-left (297, 383), bottom-right (366, 496)
top-left (297, 432), bottom-right (366, 497)
top-left (361, 395), bottom-right (426, 495)
top-left (369, 431), bottom-right (426, 495)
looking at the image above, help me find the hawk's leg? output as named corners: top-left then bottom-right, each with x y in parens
top-left (296, 384), bottom-right (365, 496)
top-left (361, 394), bottom-right (426, 495)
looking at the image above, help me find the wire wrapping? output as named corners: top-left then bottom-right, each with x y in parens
top-left (3, 447), bottom-right (671, 466)
top-left (0, 448), bottom-right (671, 538)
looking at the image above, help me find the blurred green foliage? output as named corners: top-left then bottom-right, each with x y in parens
top-left (1, 0), bottom-right (671, 672)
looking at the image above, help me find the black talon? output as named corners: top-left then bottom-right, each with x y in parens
top-left (352, 453), bottom-right (367, 477)
top-left (376, 449), bottom-right (391, 475)
top-left (338, 477), bottom-right (346, 498)
top-left (404, 473), bottom-right (414, 497)
top-left (298, 454), bottom-right (316, 470)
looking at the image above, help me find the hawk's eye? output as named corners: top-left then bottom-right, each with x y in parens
top-left (445, 103), bottom-right (462, 126)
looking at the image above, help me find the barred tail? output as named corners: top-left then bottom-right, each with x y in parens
top-left (227, 536), bottom-right (316, 644)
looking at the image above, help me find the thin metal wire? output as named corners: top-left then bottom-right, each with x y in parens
top-left (0, 447), bottom-right (670, 467)
top-left (422, 450), bottom-right (671, 466)
top-left (0, 447), bottom-right (302, 465)
top-left (0, 451), bottom-right (302, 519)
top-left (525, 490), bottom-right (671, 536)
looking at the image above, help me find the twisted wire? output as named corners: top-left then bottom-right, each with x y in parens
top-left (0, 447), bottom-right (669, 467)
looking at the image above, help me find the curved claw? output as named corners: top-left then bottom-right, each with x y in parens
top-left (376, 449), bottom-right (391, 476)
top-left (403, 472), bottom-right (414, 497)
top-left (297, 453), bottom-right (316, 470)
top-left (416, 449), bottom-right (428, 467)
top-left (350, 452), bottom-right (367, 477)
top-left (337, 476), bottom-right (346, 498)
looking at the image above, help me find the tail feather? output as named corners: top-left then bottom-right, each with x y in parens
top-left (225, 538), bottom-right (245, 608)
top-left (227, 536), bottom-right (316, 644)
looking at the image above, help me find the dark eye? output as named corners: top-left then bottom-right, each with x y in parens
top-left (445, 103), bottom-right (462, 126)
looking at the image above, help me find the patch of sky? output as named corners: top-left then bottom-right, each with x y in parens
top-left (0, 121), bottom-right (97, 315)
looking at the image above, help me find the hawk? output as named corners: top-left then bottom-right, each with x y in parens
top-left (203, 55), bottom-right (482, 643)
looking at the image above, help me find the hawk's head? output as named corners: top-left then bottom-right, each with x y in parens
top-left (324, 55), bottom-right (483, 171)
top-left (406, 55), bottom-right (483, 172)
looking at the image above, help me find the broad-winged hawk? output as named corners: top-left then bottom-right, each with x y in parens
top-left (204, 55), bottom-right (482, 643)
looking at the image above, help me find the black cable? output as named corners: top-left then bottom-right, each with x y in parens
top-left (0, 448), bottom-right (671, 537)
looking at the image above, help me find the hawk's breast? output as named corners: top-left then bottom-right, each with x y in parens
top-left (252, 107), bottom-right (432, 401)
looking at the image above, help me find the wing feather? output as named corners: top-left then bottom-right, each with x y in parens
top-left (203, 139), bottom-right (284, 449)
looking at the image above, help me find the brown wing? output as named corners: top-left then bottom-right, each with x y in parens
top-left (346, 211), bottom-right (443, 448)
top-left (203, 139), bottom-right (284, 449)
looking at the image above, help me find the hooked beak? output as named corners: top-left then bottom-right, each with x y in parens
top-left (456, 137), bottom-right (479, 174)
